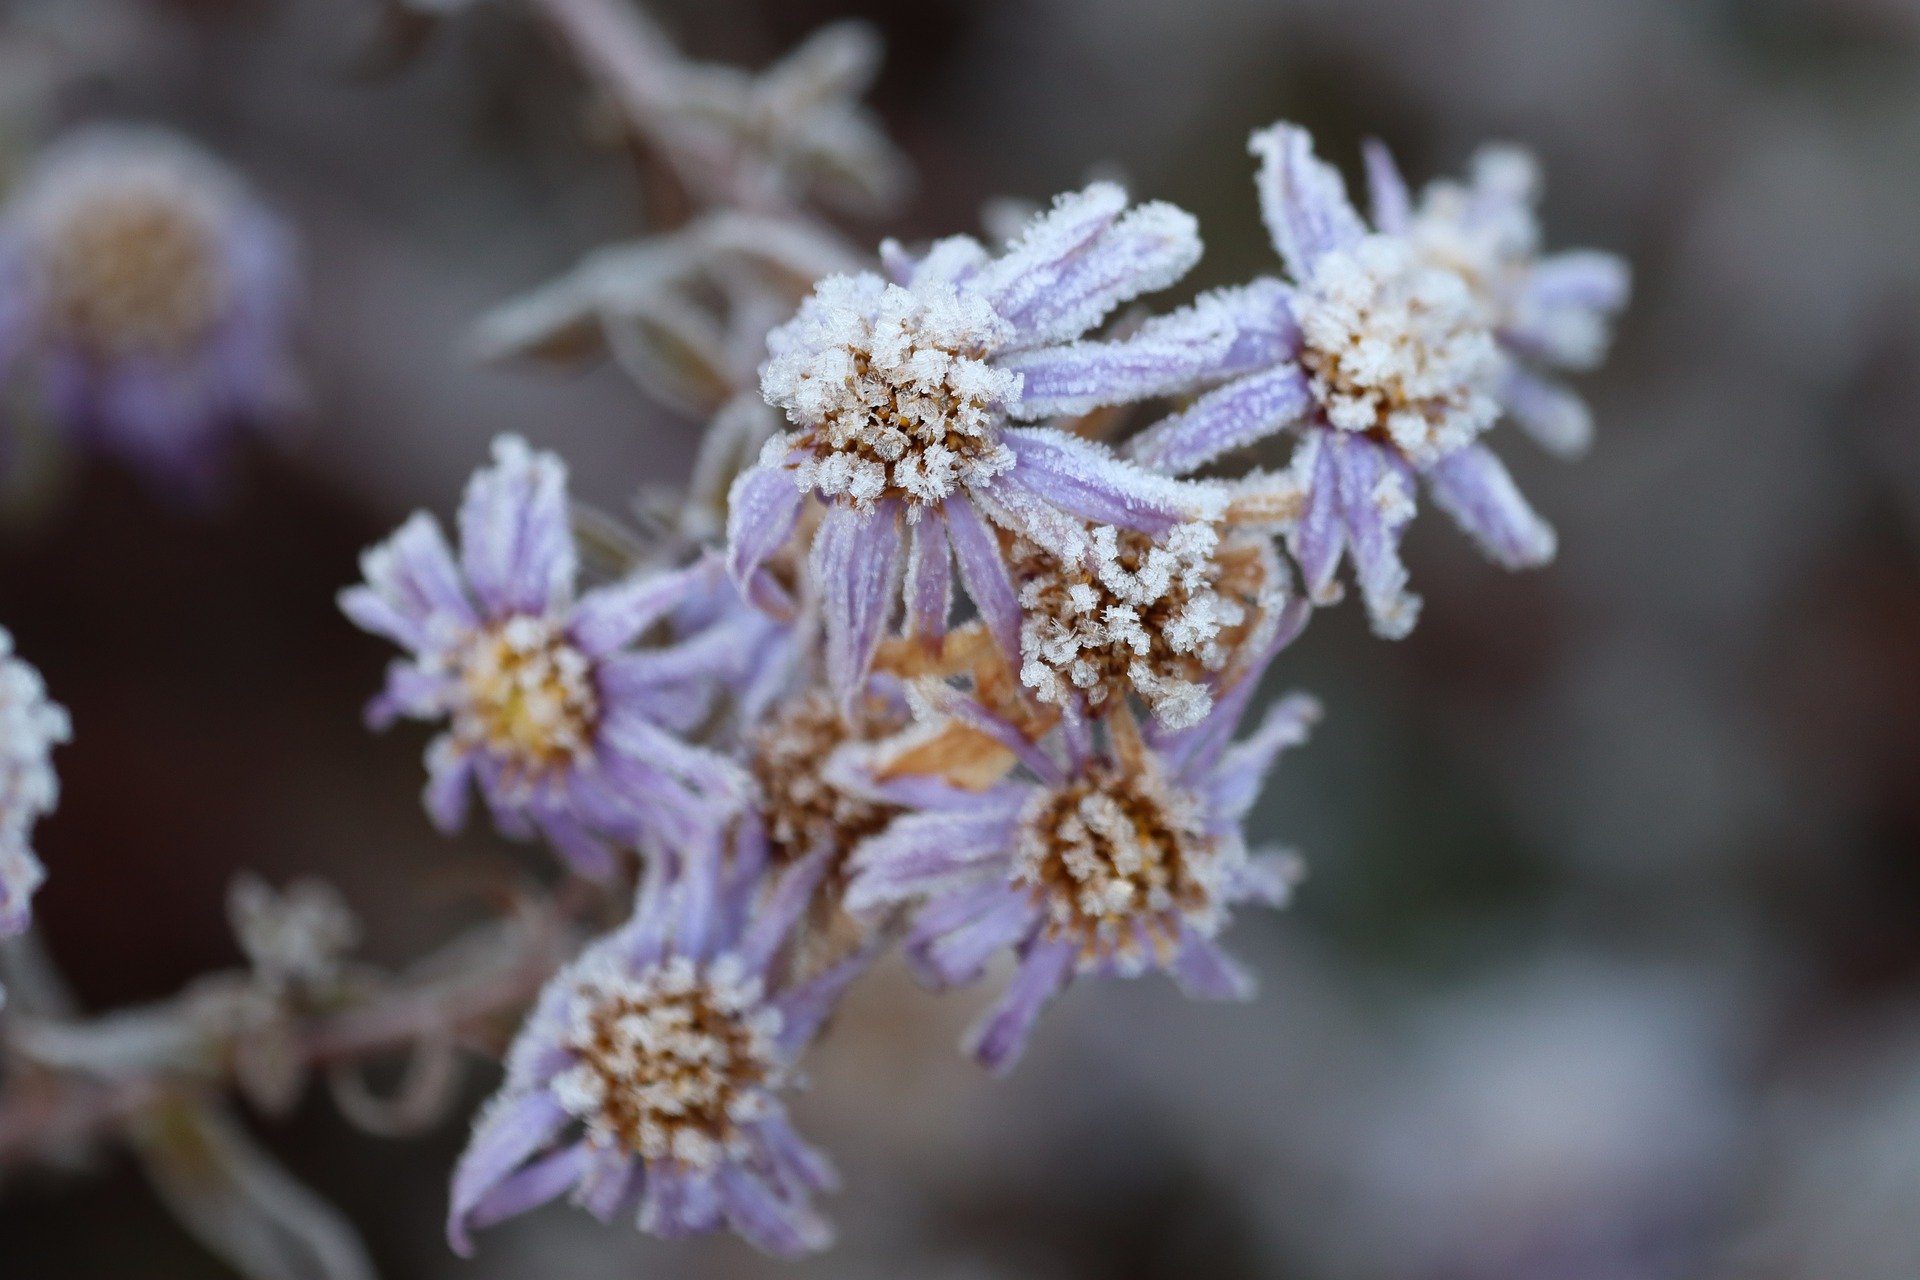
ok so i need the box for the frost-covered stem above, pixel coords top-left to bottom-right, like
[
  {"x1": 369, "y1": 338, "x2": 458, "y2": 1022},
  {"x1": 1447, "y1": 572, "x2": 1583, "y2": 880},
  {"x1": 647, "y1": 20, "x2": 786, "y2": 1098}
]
[
  {"x1": 526, "y1": 0, "x2": 705, "y2": 211},
  {"x1": 0, "y1": 901, "x2": 579, "y2": 1173}
]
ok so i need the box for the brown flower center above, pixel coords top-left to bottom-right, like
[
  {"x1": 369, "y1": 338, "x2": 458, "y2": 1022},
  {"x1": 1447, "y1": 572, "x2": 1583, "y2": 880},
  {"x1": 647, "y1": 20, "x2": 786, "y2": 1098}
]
[
  {"x1": 1012, "y1": 757, "x2": 1220, "y2": 964},
  {"x1": 553, "y1": 958, "x2": 782, "y2": 1167},
  {"x1": 40, "y1": 194, "x2": 227, "y2": 357},
  {"x1": 455, "y1": 616, "x2": 598, "y2": 783}
]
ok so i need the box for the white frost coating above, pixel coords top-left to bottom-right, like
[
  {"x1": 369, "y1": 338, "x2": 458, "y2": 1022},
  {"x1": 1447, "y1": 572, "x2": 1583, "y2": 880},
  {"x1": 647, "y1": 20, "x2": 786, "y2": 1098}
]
[
  {"x1": 1011, "y1": 759, "x2": 1238, "y2": 974},
  {"x1": 761, "y1": 271, "x2": 1019, "y2": 508},
  {"x1": 1016, "y1": 522, "x2": 1275, "y2": 729},
  {"x1": 0, "y1": 626, "x2": 69, "y2": 938},
  {"x1": 550, "y1": 948, "x2": 785, "y2": 1169},
  {"x1": 1293, "y1": 234, "x2": 1503, "y2": 465},
  {"x1": 432, "y1": 614, "x2": 600, "y2": 792}
]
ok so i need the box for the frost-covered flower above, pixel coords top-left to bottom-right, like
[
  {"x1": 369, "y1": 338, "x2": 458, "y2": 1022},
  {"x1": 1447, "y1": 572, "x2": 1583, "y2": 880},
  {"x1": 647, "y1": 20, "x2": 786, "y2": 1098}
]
[
  {"x1": 1126, "y1": 124, "x2": 1622, "y2": 638},
  {"x1": 844, "y1": 670, "x2": 1315, "y2": 1075},
  {"x1": 1013, "y1": 519, "x2": 1288, "y2": 730},
  {"x1": 448, "y1": 847, "x2": 860, "y2": 1256},
  {"x1": 728, "y1": 182, "x2": 1244, "y2": 702},
  {"x1": 0, "y1": 124, "x2": 299, "y2": 495},
  {"x1": 0, "y1": 626, "x2": 69, "y2": 940},
  {"x1": 340, "y1": 436, "x2": 759, "y2": 878},
  {"x1": 1390, "y1": 144, "x2": 1631, "y2": 457}
]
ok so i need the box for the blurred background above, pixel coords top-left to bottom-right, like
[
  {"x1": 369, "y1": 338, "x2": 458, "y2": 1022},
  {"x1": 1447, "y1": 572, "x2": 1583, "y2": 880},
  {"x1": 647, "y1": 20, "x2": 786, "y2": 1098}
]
[{"x1": 3, "y1": 0, "x2": 1919, "y2": 1275}]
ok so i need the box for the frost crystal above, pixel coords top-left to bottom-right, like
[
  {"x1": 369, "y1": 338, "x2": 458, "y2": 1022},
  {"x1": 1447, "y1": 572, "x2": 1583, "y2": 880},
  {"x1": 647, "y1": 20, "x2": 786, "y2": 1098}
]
[
  {"x1": 551, "y1": 952, "x2": 785, "y2": 1169},
  {"x1": 1015, "y1": 522, "x2": 1279, "y2": 728},
  {"x1": 0, "y1": 627, "x2": 70, "y2": 939},
  {"x1": 761, "y1": 272, "x2": 1019, "y2": 508},
  {"x1": 1293, "y1": 235, "x2": 1503, "y2": 465}
]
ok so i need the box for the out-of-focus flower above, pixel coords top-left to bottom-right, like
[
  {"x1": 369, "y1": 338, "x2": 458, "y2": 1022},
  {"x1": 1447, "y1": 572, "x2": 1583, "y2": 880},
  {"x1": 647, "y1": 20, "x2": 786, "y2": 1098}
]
[
  {"x1": 339, "y1": 435, "x2": 760, "y2": 878},
  {"x1": 0, "y1": 124, "x2": 299, "y2": 497},
  {"x1": 844, "y1": 647, "x2": 1315, "y2": 1075},
  {"x1": 729, "y1": 183, "x2": 1241, "y2": 701},
  {"x1": 0, "y1": 625, "x2": 68, "y2": 944},
  {"x1": 533, "y1": 1, "x2": 908, "y2": 217},
  {"x1": 1127, "y1": 123, "x2": 1622, "y2": 637},
  {"x1": 226, "y1": 874, "x2": 360, "y2": 993},
  {"x1": 448, "y1": 845, "x2": 861, "y2": 1257},
  {"x1": 1388, "y1": 143, "x2": 1631, "y2": 456}
]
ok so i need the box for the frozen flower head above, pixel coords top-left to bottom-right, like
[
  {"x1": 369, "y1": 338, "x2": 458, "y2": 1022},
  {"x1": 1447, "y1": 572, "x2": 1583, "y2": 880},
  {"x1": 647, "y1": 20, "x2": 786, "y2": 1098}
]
[
  {"x1": 449, "y1": 847, "x2": 860, "y2": 1257},
  {"x1": 0, "y1": 124, "x2": 299, "y2": 494},
  {"x1": 747, "y1": 688, "x2": 902, "y2": 870},
  {"x1": 1123, "y1": 123, "x2": 1621, "y2": 639},
  {"x1": 0, "y1": 627, "x2": 68, "y2": 940},
  {"x1": 730, "y1": 182, "x2": 1239, "y2": 703},
  {"x1": 845, "y1": 667, "x2": 1315, "y2": 1075},
  {"x1": 1291, "y1": 234, "x2": 1502, "y2": 464},
  {"x1": 340, "y1": 436, "x2": 757, "y2": 879},
  {"x1": 1014, "y1": 519, "x2": 1287, "y2": 730},
  {"x1": 1389, "y1": 144, "x2": 1632, "y2": 457}
]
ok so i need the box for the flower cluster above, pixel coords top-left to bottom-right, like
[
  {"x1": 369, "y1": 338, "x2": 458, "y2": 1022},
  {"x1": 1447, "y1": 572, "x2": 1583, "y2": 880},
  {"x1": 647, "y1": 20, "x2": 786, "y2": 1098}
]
[
  {"x1": 0, "y1": 627, "x2": 68, "y2": 951},
  {"x1": 0, "y1": 124, "x2": 300, "y2": 497},
  {"x1": 333, "y1": 118, "x2": 1625, "y2": 1261}
]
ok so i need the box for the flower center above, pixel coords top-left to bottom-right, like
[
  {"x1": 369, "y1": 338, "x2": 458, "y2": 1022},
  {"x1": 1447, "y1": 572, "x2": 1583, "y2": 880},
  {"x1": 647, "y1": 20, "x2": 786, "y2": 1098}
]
[
  {"x1": 552, "y1": 956, "x2": 783, "y2": 1168},
  {"x1": 1013, "y1": 523, "x2": 1274, "y2": 729},
  {"x1": 1293, "y1": 235, "x2": 1502, "y2": 464},
  {"x1": 748, "y1": 690, "x2": 900, "y2": 865},
  {"x1": 39, "y1": 192, "x2": 227, "y2": 357},
  {"x1": 762, "y1": 275, "x2": 1019, "y2": 507},
  {"x1": 455, "y1": 616, "x2": 598, "y2": 781},
  {"x1": 1012, "y1": 760, "x2": 1221, "y2": 965}
]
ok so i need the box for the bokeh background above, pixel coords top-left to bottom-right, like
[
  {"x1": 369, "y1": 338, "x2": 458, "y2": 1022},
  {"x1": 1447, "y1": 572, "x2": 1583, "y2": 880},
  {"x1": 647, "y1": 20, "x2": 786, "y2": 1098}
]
[{"x1": 4, "y1": 0, "x2": 1920, "y2": 1275}]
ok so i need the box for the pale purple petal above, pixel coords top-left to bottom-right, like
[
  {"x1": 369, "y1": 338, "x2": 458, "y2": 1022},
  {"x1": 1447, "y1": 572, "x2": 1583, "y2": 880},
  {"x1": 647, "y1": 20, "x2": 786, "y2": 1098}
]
[
  {"x1": 532, "y1": 805, "x2": 619, "y2": 882},
  {"x1": 1362, "y1": 138, "x2": 1412, "y2": 234},
  {"x1": 575, "y1": 1146, "x2": 641, "y2": 1223},
  {"x1": 567, "y1": 562, "x2": 704, "y2": 657},
  {"x1": 447, "y1": 1091, "x2": 571, "y2": 1255},
  {"x1": 965, "y1": 937, "x2": 1076, "y2": 1076},
  {"x1": 811, "y1": 500, "x2": 904, "y2": 707},
  {"x1": 945, "y1": 493, "x2": 1022, "y2": 658},
  {"x1": 1000, "y1": 427, "x2": 1223, "y2": 537},
  {"x1": 1205, "y1": 692, "x2": 1322, "y2": 822},
  {"x1": 973, "y1": 183, "x2": 1127, "y2": 331},
  {"x1": 1170, "y1": 930, "x2": 1255, "y2": 1001},
  {"x1": 716, "y1": 1164, "x2": 832, "y2": 1257},
  {"x1": 844, "y1": 807, "x2": 1020, "y2": 911},
  {"x1": 725, "y1": 447, "x2": 808, "y2": 615},
  {"x1": 903, "y1": 507, "x2": 952, "y2": 645},
  {"x1": 737, "y1": 848, "x2": 832, "y2": 975},
  {"x1": 757, "y1": 1115, "x2": 839, "y2": 1196},
  {"x1": 1125, "y1": 361, "x2": 1311, "y2": 476},
  {"x1": 991, "y1": 198, "x2": 1202, "y2": 349},
  {"x1": 771, "y1": 947, "x2": 873, "y2": 1056},
  {"x1": 907, "y1": 888, "x2": 1035, "y2": 988},
  {"x1": 1499, "y1": 363, "x2": 1594, "y2": 458},
  {"x1": 422, "y1": 736, "x2": 473, "y2": 834},
  {"x1": 1231, "y1": 850, "x2": 1306, "y2": 909},
  {"x1": 1249, "y1": 122, "x2": 1366, "y2": 279},
  {"x1": 998, "y1": 294, "x2": 1242, "y2": 420},
  {"x1": 909, "y1": 682, "x2": 1065, "y2": 785},
  {"x1": 1284, "y1": 430, "x2": 1346, "y2": 606},
  {"x1": 1426, "y1": 442, "x2": 1557, "y2": 569},
  {"x1": 457, "y1": 435, "x2": 576, "y2": 618},
  {"x1": 1332, "y1": 433, "x2": 1421, "y2": 639},
  {"x1": 461, "y1": 1143, "x2": 588, "y2": 1239},
  {"x1": 340, "y1": 513, "x2": 473, "y2": 650}
]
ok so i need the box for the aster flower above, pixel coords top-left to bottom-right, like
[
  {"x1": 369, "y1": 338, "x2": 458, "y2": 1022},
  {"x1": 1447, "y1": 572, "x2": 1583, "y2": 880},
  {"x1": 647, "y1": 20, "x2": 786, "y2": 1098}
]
[
  {"x1": 727, "y1": 182, "x2": 1248, "y2": 703},
  {"x1": 843, "y1": 636, "x2": 1314, "y2": 1075},
  {"x1": 0, "y1": 626, "x2": 69, "y2": 943},
  {"x1": 1385, "y1": 144, "x2": 1631, "y2": 458},
  {"x1": 447, "y1": 844, "x2": 860, "y2": 1257},
  {"x1": 339, "y1": 435, "x2": 759, "y2": 879},
  {"x1": 1012, "y1": 513, "x2": 1291, "y2": 731},
  {"x1": 0, "y1": 124, "x2": 299, "y2": 496},
  {"x1": 1126, "y1": 124, "x2": 1620, "y2": 638}
]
